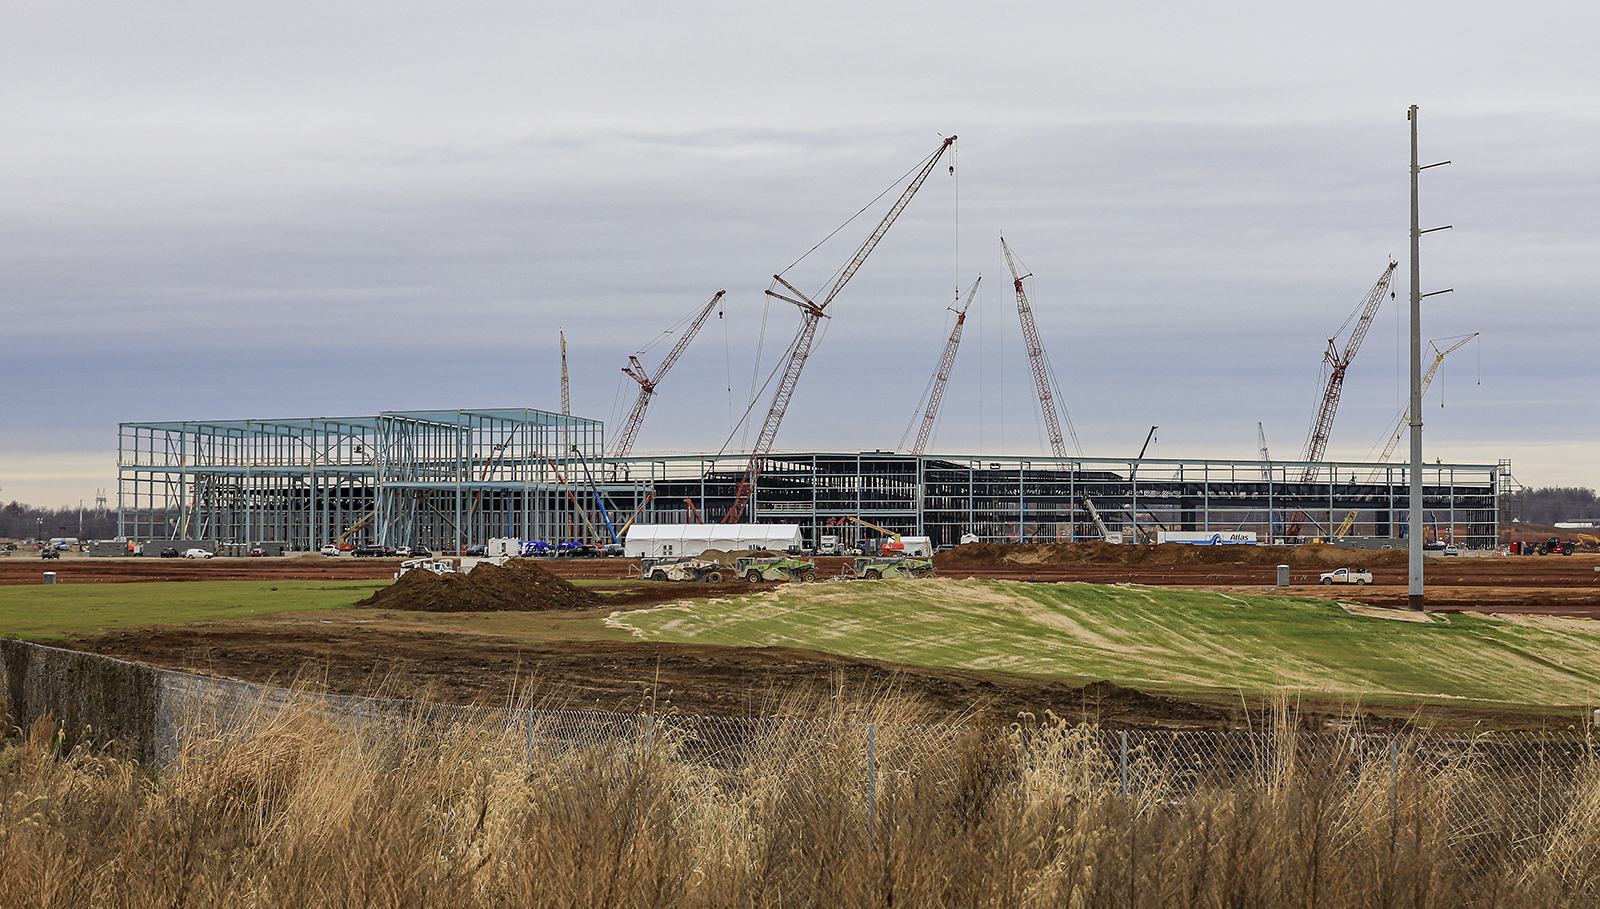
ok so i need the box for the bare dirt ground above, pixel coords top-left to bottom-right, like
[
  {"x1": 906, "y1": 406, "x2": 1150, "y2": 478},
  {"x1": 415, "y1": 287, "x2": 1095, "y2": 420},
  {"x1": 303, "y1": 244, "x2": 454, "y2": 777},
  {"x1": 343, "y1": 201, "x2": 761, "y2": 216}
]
[{"x1": 10, "y1": 546, "x2": 1600, "y2": 730}]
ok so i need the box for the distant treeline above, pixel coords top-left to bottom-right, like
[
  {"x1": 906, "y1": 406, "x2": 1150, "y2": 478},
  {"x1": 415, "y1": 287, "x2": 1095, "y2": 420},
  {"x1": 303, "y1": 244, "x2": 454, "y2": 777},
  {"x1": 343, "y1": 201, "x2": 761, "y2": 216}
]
[
  {"x1": 0, "y1": 501, "x2": 118, "y2": 541},
  {"x1": 1509, "y1": 486, "x2": 1599, "y2": 526}
]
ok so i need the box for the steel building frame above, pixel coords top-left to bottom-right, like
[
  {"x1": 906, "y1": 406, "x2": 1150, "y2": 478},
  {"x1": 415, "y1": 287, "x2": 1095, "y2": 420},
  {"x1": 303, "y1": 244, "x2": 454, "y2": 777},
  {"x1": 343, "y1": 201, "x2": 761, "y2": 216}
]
[
  {"x1": 118, "y1": 410, "x2": 605, "y2": 551},
  {"x1": 120, "y1": 411, "x2": 1501, "y2": 552},
  {"x1": 601, "y1": 451, "x2": 1501, "y2": 550}
]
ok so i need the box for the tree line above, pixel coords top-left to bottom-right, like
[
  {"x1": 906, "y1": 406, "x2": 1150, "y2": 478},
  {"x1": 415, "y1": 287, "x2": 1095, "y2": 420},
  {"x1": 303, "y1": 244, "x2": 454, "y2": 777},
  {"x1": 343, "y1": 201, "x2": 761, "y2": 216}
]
[
  {"x1": 0, "y1": 501, "x2": 119, "y2": 542},
  {"x1": 1507, "y1": 486, "x2": 1599, "y2": 527}
]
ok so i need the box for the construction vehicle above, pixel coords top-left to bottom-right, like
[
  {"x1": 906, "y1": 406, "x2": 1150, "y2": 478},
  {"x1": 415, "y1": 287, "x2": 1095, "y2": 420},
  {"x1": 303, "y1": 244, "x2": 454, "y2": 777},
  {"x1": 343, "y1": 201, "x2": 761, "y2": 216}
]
[
  {"x1": 1538, "y1": 537, "x2": 1577, "y2": 556},
  {"x1": 395, "y1": 558, "x2": 457, "y2": 579},
  {"x1": 848, "y1": 556, "x2": 934, "y2": 580},
  {"x1": 1319, "y1": 567, "x2": 1372, "y2": 585},
  {"x1": 828, "y1": 515, "x2": 906, "y2": 554},
  {"x1": 1080, "y1": 498, "x2": 1119, "y2": 543},
  {"x1": 641, "y1": 556, "x2": 725, "y2": 583},
  {"x1": 723, "y1": 136, "x2": 956, "y2": 524},
  {"x1": 1285, "y1": 261, "x2": 1400, "y2": 539},
  {"x1": 336, "y1": 513, "x2": 376, "y2": 551},
  {"x1": 1002, "y1": 237, "x2": 1080, "y2": 459},
  {"x1": 907, "y1": 277, "x2": 980, "y2": 454},
  {"x1": 612, "y1": 291, "x2": 726, "y2": 458},
  {"x1": 735, "y1": 555, "x2": 818, "y2": 583}
]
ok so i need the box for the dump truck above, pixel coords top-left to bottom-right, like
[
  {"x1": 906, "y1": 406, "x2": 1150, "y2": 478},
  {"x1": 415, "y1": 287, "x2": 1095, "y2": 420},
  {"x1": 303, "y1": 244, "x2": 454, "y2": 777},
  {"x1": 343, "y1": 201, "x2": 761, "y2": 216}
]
[
  {"x1": 641, "y1": 556, "x2": 725, "y2": 583},
  {"x1": 849, "y1": 556, "x2": 935, "y2": 580},
  {"x1": 735, "y1": 556, "x2": 818, "y2": 583}
]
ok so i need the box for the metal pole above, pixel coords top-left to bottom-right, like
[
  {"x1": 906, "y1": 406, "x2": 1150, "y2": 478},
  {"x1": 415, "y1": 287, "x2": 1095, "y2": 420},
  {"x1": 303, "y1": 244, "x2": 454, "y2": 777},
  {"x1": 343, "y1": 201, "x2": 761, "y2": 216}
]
[{"x1": 1408, "y1": 105, "x2": 1425, "y2": 610}]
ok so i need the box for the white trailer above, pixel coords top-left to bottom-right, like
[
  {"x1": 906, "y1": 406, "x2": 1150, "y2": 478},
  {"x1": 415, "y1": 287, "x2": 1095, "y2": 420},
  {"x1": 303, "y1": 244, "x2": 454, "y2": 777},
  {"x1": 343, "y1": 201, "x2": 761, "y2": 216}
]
[
  {"x1": 896, "y1": 536, "x2": 933, "y2": 557},
  {"x1": 624, "y1": 524, "x2": 803, "y2": 559},
  {"x1": 1154, "y1": 531, "x2": 1259, "y2": 545}
]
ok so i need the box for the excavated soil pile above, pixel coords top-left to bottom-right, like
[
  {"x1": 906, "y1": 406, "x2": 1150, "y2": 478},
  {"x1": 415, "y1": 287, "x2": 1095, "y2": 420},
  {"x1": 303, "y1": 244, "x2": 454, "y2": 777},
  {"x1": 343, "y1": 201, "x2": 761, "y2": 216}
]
[
  {"x1": 935, "y1": 541, "x2": 1409, "y2": 569},
  {"x1": 357, "y1": 559, "x2": 604, "y2": 612}
]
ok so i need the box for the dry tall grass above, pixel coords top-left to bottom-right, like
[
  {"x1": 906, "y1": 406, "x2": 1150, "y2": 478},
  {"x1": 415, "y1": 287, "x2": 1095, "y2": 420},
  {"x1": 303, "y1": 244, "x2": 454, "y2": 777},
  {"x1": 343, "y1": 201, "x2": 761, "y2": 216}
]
[{"x1": 2, "y1": 692, "x2": 1598, "y2": 908}]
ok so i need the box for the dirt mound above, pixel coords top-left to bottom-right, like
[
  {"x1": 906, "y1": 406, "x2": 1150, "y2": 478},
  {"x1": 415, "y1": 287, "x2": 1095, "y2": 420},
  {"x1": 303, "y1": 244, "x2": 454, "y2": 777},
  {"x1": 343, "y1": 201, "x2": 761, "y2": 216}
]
[
  {"x1": 356, "y1": 559, "x2": 604, "y2": 612},
  {"x1": 934, "y1": 541, "x2": 1409, "y2": 570}
]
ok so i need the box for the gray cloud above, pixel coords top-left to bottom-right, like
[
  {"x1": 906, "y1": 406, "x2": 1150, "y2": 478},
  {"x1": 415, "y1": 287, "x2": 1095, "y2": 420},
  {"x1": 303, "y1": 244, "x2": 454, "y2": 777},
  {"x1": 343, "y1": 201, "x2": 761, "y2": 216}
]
[{"x1": 3, "y1": 1, "x2": 1597, "y2": 505}]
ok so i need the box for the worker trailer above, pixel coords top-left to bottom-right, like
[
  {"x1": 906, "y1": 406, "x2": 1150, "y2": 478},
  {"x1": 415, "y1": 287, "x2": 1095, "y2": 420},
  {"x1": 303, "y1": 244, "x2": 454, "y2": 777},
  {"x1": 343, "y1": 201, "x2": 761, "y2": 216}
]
[{"x1": 623, "y1": 524, "x2": 803, "y2": 559}]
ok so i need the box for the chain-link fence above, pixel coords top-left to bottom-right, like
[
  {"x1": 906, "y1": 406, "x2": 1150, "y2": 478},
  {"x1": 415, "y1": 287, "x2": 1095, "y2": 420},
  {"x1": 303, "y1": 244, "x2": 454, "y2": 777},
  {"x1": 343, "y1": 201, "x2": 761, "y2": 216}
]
[{"x1": 7, "y1": 638, "x2": 1598, "y2": 872}]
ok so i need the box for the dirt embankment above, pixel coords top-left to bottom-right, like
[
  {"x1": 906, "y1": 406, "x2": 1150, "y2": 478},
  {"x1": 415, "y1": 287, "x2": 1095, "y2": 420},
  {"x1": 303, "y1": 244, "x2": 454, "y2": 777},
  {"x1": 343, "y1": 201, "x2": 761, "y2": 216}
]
[
  {"x1": 935, "y1": 541, "x2": 1410, "y2": 570},
  {"x1": 356, "y1": 560, "x2": 604, "y2": 612}
]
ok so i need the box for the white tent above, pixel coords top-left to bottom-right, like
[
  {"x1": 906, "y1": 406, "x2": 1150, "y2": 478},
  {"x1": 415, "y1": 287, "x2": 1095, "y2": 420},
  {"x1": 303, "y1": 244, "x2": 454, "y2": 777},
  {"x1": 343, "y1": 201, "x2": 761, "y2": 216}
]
[{"x1": 624, "y1": 524, "x2": 803, "y2": 559}]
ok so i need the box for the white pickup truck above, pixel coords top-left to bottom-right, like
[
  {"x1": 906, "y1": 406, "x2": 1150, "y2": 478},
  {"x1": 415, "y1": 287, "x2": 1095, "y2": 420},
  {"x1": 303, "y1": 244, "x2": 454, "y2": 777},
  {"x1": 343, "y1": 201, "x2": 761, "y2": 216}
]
[{"x1": 1318, "y1": 567, "x2": 1372, "y2": 586}]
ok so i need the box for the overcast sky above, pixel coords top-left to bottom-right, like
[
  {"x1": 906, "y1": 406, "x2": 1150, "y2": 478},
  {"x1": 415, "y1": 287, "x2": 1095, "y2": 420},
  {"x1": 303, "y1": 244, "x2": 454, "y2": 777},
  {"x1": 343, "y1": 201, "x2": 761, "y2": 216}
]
[{"x1": 3, "y1": 0, "x2": 1596, "y2": 507}]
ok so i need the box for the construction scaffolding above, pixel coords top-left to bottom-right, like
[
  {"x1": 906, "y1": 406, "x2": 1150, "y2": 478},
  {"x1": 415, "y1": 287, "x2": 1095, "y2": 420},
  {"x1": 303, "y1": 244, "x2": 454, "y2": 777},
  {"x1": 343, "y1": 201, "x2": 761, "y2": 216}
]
[{"x1": 118, "y1": 409, "x2": 605, "y2": 551}]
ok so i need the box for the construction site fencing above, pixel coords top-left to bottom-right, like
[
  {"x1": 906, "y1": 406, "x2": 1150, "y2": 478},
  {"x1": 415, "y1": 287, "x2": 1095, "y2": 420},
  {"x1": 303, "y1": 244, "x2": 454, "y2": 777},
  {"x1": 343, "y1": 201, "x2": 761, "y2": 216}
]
[
  {"x1": 5, "y1": 639, "x2": 1596, "y2": 872},
  {"x1": 160, "y1": 666, "x2": 1599, "y2": 863}
]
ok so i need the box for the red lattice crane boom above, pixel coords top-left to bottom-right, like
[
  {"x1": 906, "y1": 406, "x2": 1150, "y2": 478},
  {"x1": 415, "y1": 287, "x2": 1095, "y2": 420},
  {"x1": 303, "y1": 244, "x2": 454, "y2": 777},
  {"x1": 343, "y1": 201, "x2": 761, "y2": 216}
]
[
  {"x1": 611, "y1": 290, "x2": 726, "y2": 457},
  {"x1": 1283, "y1": 260, "x2": 1398, "y2": 541},
  {"x1": 722, "y1": 135, "x2": 956, "y2": 524},
  {"x1": 1001, "y1": 236, "x2": 1073, "y2": 459},
  {"x1": 1299, "y1": 261, "x2": 1399, "y2": 480},
  {"x1": 911, "y1": 276, "x2": 980, "y2": 455}
]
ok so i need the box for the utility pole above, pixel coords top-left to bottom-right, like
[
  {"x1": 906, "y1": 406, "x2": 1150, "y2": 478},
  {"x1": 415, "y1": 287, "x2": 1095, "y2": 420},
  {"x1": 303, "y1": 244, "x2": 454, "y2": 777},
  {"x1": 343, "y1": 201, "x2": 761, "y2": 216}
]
[{"x1": 1408, "y1": 105, "x2": 1452, "y2": 611}]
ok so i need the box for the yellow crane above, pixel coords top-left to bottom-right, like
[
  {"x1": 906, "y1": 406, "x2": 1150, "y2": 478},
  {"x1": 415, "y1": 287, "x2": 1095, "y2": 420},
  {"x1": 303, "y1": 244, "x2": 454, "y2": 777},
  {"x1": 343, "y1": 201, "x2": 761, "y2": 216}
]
[{"x1": 1333, "y1": 333, "x2": 1478, "y2": 538}]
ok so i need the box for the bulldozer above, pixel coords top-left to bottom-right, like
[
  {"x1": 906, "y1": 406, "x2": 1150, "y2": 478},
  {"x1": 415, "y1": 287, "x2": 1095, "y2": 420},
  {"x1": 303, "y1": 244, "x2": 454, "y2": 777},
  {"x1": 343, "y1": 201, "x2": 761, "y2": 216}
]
[
  {"x1": 641, "y1": 556, "x2": 725, "y2": 582},
  {"x1": 735, "y1": 556, "x2": 818, "y2": 583}
]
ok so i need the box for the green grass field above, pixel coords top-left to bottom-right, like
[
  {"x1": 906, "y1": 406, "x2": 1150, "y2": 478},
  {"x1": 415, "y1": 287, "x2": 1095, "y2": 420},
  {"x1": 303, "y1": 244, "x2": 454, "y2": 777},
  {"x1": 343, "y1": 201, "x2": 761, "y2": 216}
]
[
  {"x1": 0, "y1": 580, "x2": 384, "y2": 639},
  {"x1": 607, "y1": 579, "x2": 1600, "y2": 707},
  {"x1": 8, "y1": 576, "x2": 1600, "y2": 709}
]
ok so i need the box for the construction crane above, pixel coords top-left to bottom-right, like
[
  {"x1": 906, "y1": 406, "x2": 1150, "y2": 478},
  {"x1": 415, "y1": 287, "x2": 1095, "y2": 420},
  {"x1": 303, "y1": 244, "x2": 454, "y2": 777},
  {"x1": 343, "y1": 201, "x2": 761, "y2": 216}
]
[
  {"x1": 1331, "y1": 332, "x2": 1478, "y2": 537},
  {"x1": 910, "y1": 276, "x2": 980, "y2": 454},
  {"x1": 1001, "y1": 236, "x2": 1077, "y2": 459},
  {"x1": 1299, "y1": 261, "x2": 1399, "y2": 479},
  {"x1": 612, "y1": 290, "x2": 726, "y2": 457},
  {"x1": 559, "y1": 329, "x2": 570, "y2": 418},
  {"x1": 1257, "y1": 422, "x2": 1272, "y2": 480},
  {"x1": 722, "y1": 135, "x2": 957, "y2": 524},
  {"x1": 1284, "y1": 261, "x2": 1398, "y2": 540}
]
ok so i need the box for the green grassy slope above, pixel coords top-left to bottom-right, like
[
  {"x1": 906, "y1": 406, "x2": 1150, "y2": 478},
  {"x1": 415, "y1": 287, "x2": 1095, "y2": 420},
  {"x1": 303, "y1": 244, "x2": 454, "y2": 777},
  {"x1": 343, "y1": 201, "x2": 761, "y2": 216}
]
[
  {"x1": 607, "y1": 579, "x2": 1600, "y2": 707},
  {"x1": 0, "y1": 581, "x2": 384, "y2": 639}
]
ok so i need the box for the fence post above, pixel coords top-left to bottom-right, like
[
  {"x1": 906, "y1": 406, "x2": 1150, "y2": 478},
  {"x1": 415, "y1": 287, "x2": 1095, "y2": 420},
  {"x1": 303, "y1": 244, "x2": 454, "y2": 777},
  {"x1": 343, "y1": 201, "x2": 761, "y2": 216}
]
[
  {"x1": 1389, "y1": 736, "x2": 1399, "y2": 819},
  {"x1": 867, "y1": 723, "x2": 877, "y2": 840},
  {"x1": 1120, "y1": 730, "x2": 1130, "y2": 796},
  {"x1": 524, "y1": 708, "x2": 534, "y2": 768}
]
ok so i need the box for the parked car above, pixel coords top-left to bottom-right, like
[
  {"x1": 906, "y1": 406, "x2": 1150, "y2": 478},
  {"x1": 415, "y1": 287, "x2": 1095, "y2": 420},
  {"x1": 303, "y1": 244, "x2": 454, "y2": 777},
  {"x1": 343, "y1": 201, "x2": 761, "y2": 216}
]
[
  {"x1": 183, "y1": 549, "x2": 214, "y2": 560},
  {"x1": 159, "y1": 547, "x2": 180, "y2": 558},
  {"x1": 352, "y1": 545, "x2": 394, "y2": 558},
  {"x1": 319, "y1": 544, "x2": 340, "y2": 557},
  {"x1": 40, "y1": 548, "x2": 60, "y2": 560},
  {"x1": 249, "y1": 548, "x2": 266, "y2": 557}
]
